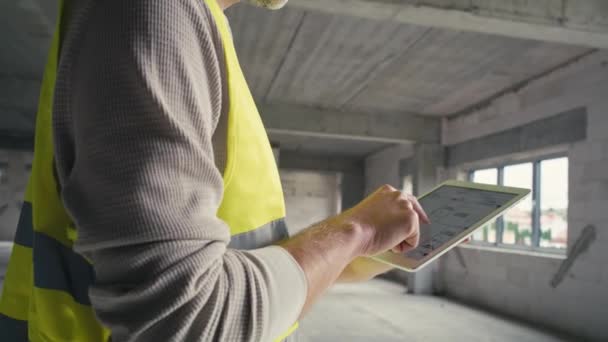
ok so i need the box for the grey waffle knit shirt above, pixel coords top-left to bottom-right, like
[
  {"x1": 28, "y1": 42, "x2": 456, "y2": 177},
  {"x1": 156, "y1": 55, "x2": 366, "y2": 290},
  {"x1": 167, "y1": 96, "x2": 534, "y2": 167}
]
[{"x1": 51, "y1": 0, "x2": 307, "y2": 341}]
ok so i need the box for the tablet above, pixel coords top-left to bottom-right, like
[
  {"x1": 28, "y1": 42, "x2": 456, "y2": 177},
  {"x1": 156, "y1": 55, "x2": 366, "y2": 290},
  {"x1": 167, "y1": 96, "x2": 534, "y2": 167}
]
[{"x1": 372, "y1": 180, "x2": 530, "y2": 272}]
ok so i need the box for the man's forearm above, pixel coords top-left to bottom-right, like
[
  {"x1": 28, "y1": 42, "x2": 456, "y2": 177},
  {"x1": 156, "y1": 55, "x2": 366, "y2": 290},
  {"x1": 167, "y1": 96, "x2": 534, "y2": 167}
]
[
  {"x1": 281, "y1": 217, "x2": 367, "y2": 316},
  {"x1": 280, "y1": 185, "x2": 429, "y2": 316}
]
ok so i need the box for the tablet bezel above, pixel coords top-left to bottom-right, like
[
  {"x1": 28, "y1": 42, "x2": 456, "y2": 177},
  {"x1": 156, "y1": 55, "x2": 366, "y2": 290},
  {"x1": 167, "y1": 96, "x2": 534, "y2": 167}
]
[{"x1": 371, "y1": 180, "x2": 531, "y2": 272}]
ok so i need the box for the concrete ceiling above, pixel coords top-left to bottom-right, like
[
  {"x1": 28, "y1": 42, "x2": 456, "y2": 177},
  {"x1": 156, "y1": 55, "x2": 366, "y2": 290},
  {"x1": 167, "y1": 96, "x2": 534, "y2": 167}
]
[
  {"x1": 227, "y1": 5, "x2": 592, "y2": 117},
  {"x1": 0, "y1": 0, "x2": 605, "y2": 158}
]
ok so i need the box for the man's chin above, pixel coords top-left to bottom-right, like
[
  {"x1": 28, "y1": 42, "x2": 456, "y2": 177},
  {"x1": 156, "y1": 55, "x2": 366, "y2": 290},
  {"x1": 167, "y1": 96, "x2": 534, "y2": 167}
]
[{"x1": 245, "y1": 0, "x2": 288, "y2": 10}]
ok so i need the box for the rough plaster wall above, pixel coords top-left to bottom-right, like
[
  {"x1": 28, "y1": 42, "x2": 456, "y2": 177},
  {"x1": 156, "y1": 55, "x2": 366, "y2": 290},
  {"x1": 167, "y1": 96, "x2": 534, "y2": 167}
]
[
  {"x1": 440, "y1": 51, "x2": 608, "y2": 341},
  {"x1": 0, "y1": 150, "x2": 32, "y2": 241},
  {"x1": 364, "y1": 144, "x2": 414, "y2": 195},
  {"x1": 280, "y1": 169, "x2": 341, "y2": 236}
]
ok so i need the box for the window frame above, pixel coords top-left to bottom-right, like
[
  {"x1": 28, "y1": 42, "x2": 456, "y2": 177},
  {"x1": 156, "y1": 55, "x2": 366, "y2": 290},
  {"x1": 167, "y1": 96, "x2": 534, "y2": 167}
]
[{"x1": 467, "y1": 152, "x2": 568, "y2": 255}]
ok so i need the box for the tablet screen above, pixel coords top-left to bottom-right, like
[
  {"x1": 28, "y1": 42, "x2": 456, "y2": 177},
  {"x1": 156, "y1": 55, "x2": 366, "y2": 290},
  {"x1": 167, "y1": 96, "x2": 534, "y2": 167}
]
[{"x1": 405, "y1": 185, "x2": 518, "y2": 260}]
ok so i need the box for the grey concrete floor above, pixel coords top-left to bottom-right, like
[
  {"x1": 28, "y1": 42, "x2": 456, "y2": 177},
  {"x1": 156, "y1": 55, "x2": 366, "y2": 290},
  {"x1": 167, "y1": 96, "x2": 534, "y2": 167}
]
[{"x1": 298, "y1": 279, "x2": 574, "y2": 342}]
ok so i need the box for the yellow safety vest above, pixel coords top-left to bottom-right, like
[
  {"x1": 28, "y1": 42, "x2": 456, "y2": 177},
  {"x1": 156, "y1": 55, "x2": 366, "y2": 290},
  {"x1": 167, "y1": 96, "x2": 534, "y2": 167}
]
[{"x1": 0, "y1": 0, "x2": 297, "y2": 340}]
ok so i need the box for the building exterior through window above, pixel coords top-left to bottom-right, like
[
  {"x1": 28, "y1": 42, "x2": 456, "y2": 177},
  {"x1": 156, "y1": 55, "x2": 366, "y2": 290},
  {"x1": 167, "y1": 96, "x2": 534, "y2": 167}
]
[{"x1": 469, "y1": 157, "x2": 568, "y2": 252}]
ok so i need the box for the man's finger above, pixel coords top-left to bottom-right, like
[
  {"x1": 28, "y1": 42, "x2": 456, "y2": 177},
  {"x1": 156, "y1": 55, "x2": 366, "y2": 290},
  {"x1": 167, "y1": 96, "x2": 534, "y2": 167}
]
[
  {"x1": 392, "y1": 242, "x2": 405, "y2": 253},
  {"x1": 405, "y1": 212, "x2": 420, "y2": 248},
  {"x1": 392, "y1": 241, "x2": 416, "y2": 253},
  {"x1": 378, "y1": 184, "x2": 397, "y2": 193},
  {"x1": 406, "y1": 195, "x2": 430, "y2": 224},
  {"x1": 405, "y1": 232, "x2": 419, "y2": 249}
]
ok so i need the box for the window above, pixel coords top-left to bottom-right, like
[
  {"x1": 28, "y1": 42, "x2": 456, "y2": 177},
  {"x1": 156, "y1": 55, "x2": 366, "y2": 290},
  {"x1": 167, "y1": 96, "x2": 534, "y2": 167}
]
[
  {"x1": 540, "y1": 158, "x2": 568, "y2": 249},
  {"x1": 503, "y1": 163, "x2": 533, "y2": 246},
  {"x1": 471, "y1": 169, "x2": 498, "y2": 243},
  {"x1": 468, "y1": 157, "x2": 568, "y2": 251}
]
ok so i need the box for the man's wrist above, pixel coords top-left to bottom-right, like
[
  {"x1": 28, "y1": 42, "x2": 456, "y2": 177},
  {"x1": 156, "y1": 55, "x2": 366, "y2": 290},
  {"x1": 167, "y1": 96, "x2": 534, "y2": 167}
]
[
  {"x1": 281, "y1": 217, "x2": 368, "y2": 268},
  {"x1": 333, "y1": 219, "x2": 370, "y2": 260}
]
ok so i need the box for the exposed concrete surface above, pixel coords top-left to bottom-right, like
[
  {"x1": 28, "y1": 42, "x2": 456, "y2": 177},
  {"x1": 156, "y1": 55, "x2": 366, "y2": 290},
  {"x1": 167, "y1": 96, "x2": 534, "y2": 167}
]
[
  {"x1": 551, "y1": 225, "x2": 597, "y2": 288},
  {"x1": 0, "y1": 150, "x2": 32, "y2": 241},
  {"x1": 364, "y1": 144, "x2": 415, "y2": 195},
  {"x1": 0, "y1": 242, "x2": 10, "y2": 287},
  {"x1": 278, "y1": 152, "x2": 366, "y2": 210},
  {"x1": 299, "y1": 279, "x2": 575, "y2": 342},
  {"x1": 1, "y1": 1, "x2": 592, "y2": 150},
  {"x1": 446, "y1": 106, "x2": 587, "y2": 166},
  {"x1": 443, "y1": 51, "x2": 608, "y2": 145},
  {"x1": 289, "y1": 0, "x2": 608, "y2": 49},
  {"x1": 261, "y1": 103, "x2": 440, "y2": 144},
  {"x1": 280, "y1": 169, "x2": 341, "y2": 236},
  {"x1": 441, "y1": 50, "x2": 608, "y2": 341},
  {"x1": 272, "y1": 133, "x2": 390, "y2": 158}
]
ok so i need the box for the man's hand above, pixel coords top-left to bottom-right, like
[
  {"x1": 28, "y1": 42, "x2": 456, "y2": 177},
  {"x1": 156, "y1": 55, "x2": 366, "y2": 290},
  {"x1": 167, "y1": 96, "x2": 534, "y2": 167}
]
[
  {"x1": 337, "y1": 187, "x2": 474, "y2": 283},
  {"x1": 342, "y1": 184, "x2": 430, "y2": 256},
  {"x1": 335, "y1": 185, "x2": 430, "y2": 283}
]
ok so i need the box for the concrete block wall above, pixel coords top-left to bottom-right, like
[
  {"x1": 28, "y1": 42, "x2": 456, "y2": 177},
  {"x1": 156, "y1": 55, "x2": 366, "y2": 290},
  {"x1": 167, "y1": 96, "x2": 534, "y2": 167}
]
[
  {"x1": 0, "y1": 150, "x2": 32, "y2": 241},
  {"x1": 440, "y1": 51, "x2": 608, "y2": 341},
  {"x1": 364, "y1": 144, "x2": 414, "y2": 195},
  {"x1": 280, "y1": 169, "x2": 341, "y2": 235}
]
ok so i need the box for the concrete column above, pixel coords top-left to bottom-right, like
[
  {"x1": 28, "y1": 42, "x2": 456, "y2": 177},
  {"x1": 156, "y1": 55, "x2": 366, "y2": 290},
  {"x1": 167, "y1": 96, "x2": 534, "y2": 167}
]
[
  {"x1": 407, "y1": 143, "x2": 443, "y2": 295},
  {"x1": 340, "y1": 169, "x2": 364, "y2": 210}
]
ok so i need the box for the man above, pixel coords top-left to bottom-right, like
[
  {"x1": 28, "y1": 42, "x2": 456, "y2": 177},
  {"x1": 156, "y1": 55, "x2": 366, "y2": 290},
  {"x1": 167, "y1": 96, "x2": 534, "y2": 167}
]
[{"x1": 0, "y1": 0, "x2": 427, "y2": 341}]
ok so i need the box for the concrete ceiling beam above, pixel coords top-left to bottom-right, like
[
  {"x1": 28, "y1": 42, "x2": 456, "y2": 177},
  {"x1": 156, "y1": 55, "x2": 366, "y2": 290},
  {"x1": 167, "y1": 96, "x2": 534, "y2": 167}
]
[
  {"x1": 259, "y1": 103, "x2": 440, "y2": 144},
  {"x1": 279, "y1": 151, "x2": 363, "y2": 172}
]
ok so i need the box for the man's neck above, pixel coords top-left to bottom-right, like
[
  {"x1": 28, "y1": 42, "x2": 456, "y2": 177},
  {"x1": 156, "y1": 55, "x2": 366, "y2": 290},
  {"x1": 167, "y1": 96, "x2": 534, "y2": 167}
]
[{"x1": 217, "y1": 0, "x2": 240, "y2": 10}]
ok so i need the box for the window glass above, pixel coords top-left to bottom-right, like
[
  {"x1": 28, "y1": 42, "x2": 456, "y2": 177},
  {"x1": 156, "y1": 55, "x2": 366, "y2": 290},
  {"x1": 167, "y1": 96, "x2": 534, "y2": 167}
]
[
  {"x1": 503, "y1": 163, "x2": 533, "y2": 245},
  {"x1": 471, "y1": 168, "x2": 498, "y2": 243},
  {"x1": 540, "y1": 158, "x2": 568, "y2": 249},
  {"x1": 472, "y1": 169, "x2": 497, "y2": 185}
]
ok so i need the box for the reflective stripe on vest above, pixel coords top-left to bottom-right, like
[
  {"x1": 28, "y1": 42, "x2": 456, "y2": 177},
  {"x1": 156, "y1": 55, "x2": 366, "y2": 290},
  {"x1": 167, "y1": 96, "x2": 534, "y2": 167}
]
[
  {"x1": 228, "y1": 218, "x2": 290, "y2": 250},
  {"x1": 1, "y1": 199, "x2": 108, "y2": 342},
  {"x1": 0, "y1": 313, "x2": 28, "y2": 341},
  {"x1": 0, "y1": 0, "x2": 296, "y2": 341}
]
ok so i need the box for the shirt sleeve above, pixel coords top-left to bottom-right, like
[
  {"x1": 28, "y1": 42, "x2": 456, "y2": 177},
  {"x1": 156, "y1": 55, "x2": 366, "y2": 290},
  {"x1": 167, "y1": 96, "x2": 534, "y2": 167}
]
[{"x1": 58, "y1": 0, "x2": 307, "y2": 340}]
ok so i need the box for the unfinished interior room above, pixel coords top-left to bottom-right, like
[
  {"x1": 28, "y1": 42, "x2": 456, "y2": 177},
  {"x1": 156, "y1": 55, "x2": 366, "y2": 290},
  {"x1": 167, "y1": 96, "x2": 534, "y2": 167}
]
[{"x1": 0, "y1": 0, "x2": 607, "y2": 341}]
